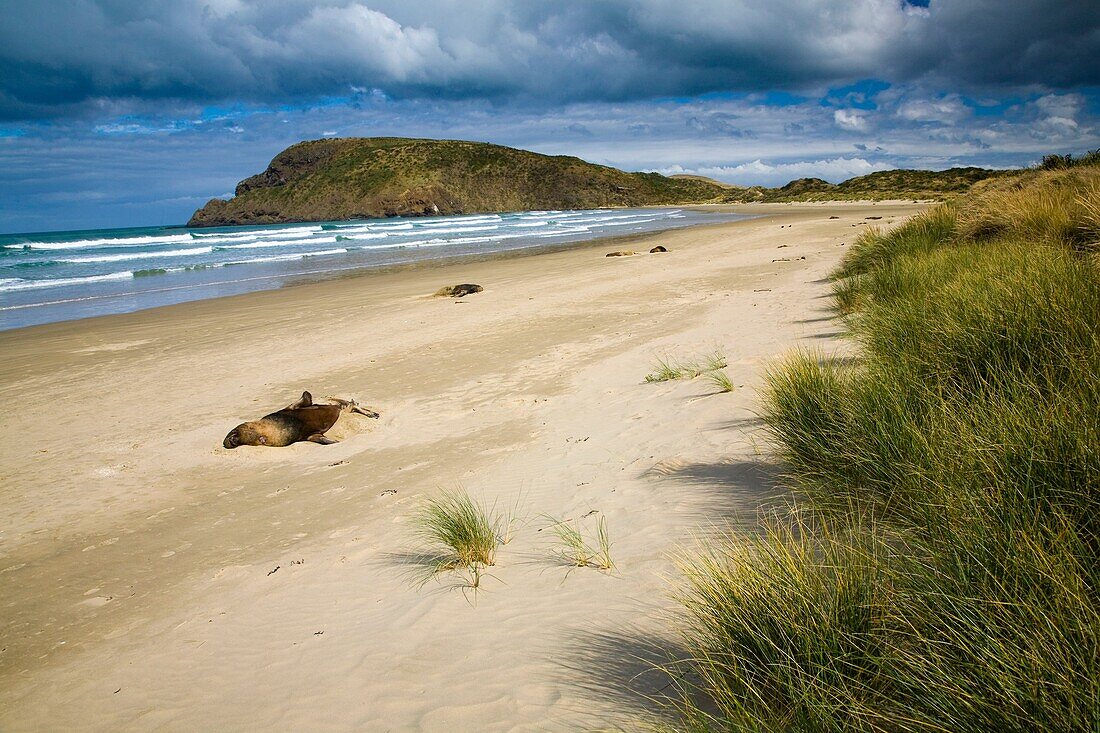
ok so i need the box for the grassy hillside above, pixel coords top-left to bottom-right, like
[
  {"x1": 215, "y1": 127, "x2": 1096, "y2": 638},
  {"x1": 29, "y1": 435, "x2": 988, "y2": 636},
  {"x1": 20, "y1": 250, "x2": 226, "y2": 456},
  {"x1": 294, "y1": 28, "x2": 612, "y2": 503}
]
[
  {"x1": 665, "y1": 161, "x2": 1100, "y2": 731},
  {"x1": 722, "y1": 166, "x2": 1014, "y2": 203},
  {"x1": 187, "y1": 138, "x2": 728, "y2": 226},
  {"x1": 189, "y1": 137, "x2": 1017, "y2": 226}
]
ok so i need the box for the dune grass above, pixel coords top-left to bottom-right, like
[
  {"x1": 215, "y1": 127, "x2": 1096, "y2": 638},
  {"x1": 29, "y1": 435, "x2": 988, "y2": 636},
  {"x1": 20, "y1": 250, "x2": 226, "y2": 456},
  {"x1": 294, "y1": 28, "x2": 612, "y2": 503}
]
[
  {"x1": 955, "y1": 167, "x2": 1100, "y2": 249},
  {"x1": 548, "y1": 515, "x2": 615, "y2": 572},
  {"x1": 646, "y1": 350, "x2": 727, "y2": 383},
  {"x1": 665, "y1": 160, "x2": 1100, "y2": 731},
  {"x1": 412, "y1": 491, "x2": 507, "y2": 578},
  {"x1": 705, "y1": 369, "x2": 736, "y2": 393}
]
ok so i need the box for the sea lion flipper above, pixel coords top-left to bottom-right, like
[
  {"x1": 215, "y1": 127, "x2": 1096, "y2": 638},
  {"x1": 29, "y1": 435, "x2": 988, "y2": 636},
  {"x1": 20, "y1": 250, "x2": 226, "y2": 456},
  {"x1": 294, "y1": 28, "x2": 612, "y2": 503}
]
[
  {"x1": 324, "y1": 396, "x2": 380, "y2": 419},
  {"x1": 287, "y1": 391, "x2": 313, "y2": 410},
  {"x1": 306, "y1": 433, "x2": 337, "y2": 445}
]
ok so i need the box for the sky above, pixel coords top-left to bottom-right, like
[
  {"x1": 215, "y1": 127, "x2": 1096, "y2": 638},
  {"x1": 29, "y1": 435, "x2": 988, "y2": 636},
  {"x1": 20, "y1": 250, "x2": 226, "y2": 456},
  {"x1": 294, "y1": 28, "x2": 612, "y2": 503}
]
[{"x1": 0, "y1": 0, "x2": 1098, "y2": 233}]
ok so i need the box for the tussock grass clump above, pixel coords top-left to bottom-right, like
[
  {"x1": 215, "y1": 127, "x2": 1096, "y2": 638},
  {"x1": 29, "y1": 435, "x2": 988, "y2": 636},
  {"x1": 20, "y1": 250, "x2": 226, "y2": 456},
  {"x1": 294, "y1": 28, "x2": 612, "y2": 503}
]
[
  {"x1": 706, "y1": 369, "x2": 735, "y2": 393},
  {"x1": 834, "y1": 204, "x2": 958, "y2": 281},
  {"x1": 645, "y1": 356, "x2": 688, "y2": 383},
  {"x1": 675, "y1": 513, "x2": 897, "y2": 731},
  {"x1": 646, "y1": 350, "x2": 727, "y2": 383},
  {"x1": 666, "y1": 164, "x2": 1100, "y2": 731},
  {"x1": 832, "y1": 205, "x2": 959, "y2": 315},
  {"x1": 673, "y1": 511, "x2": 1100, "y2": 732},
  {"x1": 548, "y1": 515, "x2": 615, "y2": 571},
  {"x1": 413, "y1": 491, "x2": 506, "y2": 574},
  {"x1": 550, "y1": 519, "x2": 594, "y2": 567},
  {"x1": 956, "y1": 166, "x2": 1100, "y2": 250}
]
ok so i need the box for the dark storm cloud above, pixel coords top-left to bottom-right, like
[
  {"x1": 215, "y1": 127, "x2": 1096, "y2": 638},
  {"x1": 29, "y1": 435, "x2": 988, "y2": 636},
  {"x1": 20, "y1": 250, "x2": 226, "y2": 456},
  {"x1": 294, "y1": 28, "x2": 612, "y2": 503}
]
[{"x1": 1, "y1": 0, "x2": 1097, "y2": 121}]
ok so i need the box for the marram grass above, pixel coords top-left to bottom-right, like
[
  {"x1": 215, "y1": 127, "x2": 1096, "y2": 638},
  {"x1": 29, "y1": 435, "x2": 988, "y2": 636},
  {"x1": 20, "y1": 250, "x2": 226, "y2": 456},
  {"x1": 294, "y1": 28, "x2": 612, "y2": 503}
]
[
  {"x1": 547, "y1": 515, "x2": 615, "y2": 572},
  {"x1": 663, "y1": 158, "x2": 1100, "y2": 732},
  {"x1": 646, "y1": 350, "x2": 728, "y2": 383},
  {"x1": 412, "y1": 491, "x2": 505, "y2": 573}
]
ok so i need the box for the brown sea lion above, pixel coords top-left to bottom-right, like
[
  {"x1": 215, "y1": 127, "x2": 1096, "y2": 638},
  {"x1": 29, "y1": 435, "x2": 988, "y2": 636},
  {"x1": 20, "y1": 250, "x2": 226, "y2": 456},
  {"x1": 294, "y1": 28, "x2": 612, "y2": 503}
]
[
  {"x1": 222, "y1": 391, "x2": 379, "y2": 449},
  {"x1": 605, "y1": 251, "x2": 636, "y2": 257},
  {"x1": 649, "y1": 245, "x2": 669, "y2": 253},
  {"x1": 434, "y1": 283, "x2": 483, "y2": 297}
]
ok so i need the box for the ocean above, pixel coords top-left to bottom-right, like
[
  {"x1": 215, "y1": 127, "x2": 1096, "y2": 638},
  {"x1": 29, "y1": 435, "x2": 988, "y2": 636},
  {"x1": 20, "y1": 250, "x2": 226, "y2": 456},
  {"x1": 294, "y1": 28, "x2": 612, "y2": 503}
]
[{"x1": 0, "y1": 207, "x2": 744, "y2": 330}]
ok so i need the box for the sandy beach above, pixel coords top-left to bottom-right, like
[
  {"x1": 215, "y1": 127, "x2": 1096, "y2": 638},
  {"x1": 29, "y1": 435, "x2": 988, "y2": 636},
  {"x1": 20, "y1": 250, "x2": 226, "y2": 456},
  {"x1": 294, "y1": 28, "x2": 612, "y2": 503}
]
[{"x1": 0, "y1": 202, "x2": 922, "y2": 731}]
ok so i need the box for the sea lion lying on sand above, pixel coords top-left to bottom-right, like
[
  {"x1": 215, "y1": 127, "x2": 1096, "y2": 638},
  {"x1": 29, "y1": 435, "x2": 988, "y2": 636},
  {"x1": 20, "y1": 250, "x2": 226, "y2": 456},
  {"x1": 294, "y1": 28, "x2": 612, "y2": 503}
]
[
  {"x1": 649, "y1": 245, "x2": 669, "y2": 253},
  {"x1": 434, "y1": 283, "x2": 483, "y2": 297},
  {"x1": 223, "y1": 391, "x2": 379, "y2": 449},
  {"x1": 605, "y1": 251, "x2": 636, "y2": 257}
]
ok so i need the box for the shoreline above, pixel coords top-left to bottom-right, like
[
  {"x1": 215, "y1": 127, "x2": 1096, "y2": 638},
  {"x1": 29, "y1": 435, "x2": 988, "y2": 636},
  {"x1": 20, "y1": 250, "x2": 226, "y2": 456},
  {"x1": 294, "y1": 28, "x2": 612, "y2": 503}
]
[
  {"x1": 0, "y1": 201, "x2": 924, "y2": 731},
  {"x1": 0, "y1": 207, "x2": 743, "y2": 333}
]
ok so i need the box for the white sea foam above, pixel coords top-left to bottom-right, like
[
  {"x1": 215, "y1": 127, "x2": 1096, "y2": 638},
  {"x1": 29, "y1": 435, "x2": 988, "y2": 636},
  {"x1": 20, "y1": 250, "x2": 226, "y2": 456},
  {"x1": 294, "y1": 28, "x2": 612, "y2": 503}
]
[
  {"x1": 334, "y1": 232, "x2": 393, "y2": 241},
  {"x1": 224, "y1": 248, "x2": 347, "y2": 266},
  {"x1": 0, "y1": 271, "x2": 134, "y2": 292},
  {"x1": 58, "y1": 246, "x2": 214, "y2": 264},
  {"x1": 362, "y1": 222, "x2": 414, "y2": 231},
  {"x1": 215, "y1": 236, "x2": 338, "y2": 250},
  {"x1": 5, "y1": 234, "x2": 195, "y2": 251},
  {"x1": 410, "y1": 224, "x2": 502, "y2": 235},
  {"x1": 190, "y1": 225, "x2": 321, "y2": 239},
  {"x1": 417, "y1": 216, "x2": 501, "y2": 228}
]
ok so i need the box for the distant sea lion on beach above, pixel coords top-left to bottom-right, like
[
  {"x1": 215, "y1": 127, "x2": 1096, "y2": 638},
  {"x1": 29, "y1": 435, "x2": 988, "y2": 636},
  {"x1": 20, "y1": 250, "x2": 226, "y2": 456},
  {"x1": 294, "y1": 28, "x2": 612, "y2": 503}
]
[
  {"x1": 605, "y1": 251, "x2": 637, "y2": 257},
  {"x1": 649, "y1": 246, "x2": 669, "y2": 253},
  {"x1": 222, "y1": 392, "x2": 379, "y2": 449},
  {"x1": 434, "y1": 283, "x2": 483, "y2": 297}
]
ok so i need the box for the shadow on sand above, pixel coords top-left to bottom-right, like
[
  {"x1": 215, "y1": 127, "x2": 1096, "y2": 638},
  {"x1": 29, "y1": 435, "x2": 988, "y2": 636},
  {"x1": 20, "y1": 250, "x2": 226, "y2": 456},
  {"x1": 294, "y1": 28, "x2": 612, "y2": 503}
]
[
  {"x1": 551, "y1": 627, "x2": 710, "y2": 729},
  {"x1": 555, "y1": 457, "x2": 792, "y2": 728},
  {"x1": 645, "y1": 457, "x2": 790, "y2": 529}
]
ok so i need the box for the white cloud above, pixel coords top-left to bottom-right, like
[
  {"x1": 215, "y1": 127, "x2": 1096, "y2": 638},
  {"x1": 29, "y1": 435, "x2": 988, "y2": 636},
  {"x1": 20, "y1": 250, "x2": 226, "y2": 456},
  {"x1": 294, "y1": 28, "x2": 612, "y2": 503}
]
[
  {"x1": 660, "y1": 157, "x2": 895, "y2": 187},
  {"x1": 834, "y1": 109, "x2": 869, "y2": 131},
  {"x1": 896, "y1": 95, "x2": 969, "y2": 124}
]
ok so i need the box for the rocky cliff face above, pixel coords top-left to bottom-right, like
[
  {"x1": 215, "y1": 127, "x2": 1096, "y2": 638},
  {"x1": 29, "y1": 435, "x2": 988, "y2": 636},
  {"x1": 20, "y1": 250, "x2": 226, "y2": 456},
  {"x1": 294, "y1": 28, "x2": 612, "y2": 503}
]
[{"x1": 187, "y1": 137, "x2": 728, "y2": 227}]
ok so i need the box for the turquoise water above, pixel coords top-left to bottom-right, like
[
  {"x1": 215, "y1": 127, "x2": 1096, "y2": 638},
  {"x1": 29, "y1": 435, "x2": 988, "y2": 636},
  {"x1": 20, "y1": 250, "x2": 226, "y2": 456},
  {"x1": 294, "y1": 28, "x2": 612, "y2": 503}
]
[{"x1": 0, "y1": 207, "x2": 744, "y2": 330}]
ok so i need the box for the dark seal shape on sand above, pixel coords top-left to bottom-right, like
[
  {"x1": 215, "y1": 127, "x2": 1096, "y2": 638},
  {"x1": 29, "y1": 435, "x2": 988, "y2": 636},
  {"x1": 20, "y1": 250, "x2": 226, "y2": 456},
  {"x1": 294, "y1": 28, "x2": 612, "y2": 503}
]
[
  {"x1": 434, "y1": 284, "x2": 484, "y2": 297},
  {"x1": 223, "y1": 391, "x2": 379, "y2": 449}
]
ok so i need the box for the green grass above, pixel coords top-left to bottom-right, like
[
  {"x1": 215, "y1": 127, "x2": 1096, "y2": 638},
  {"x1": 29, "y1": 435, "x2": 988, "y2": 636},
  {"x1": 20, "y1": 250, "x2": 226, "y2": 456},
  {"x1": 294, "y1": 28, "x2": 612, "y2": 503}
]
[
  {"x1": 547, "y1": 515, "x2": 615, "y2": 572},
  {"x1": 706, "y1": 370, "x2": 736, "y2": 393},
  {"x1": 956, "y1": 168, "x2": 1100, "y2": 249},
  {"x1": 646, "y1": 350, "x2": 728, "y2": 383},
  {"x1": 412, "y1": 491, "x2": 506, "y2": 577},
  {"x1": 189, "y1": 137, "x2": 730, "y2": 226},
  {"x1": 664, "y1": 162, "x2": 1100, "y2": 731}
]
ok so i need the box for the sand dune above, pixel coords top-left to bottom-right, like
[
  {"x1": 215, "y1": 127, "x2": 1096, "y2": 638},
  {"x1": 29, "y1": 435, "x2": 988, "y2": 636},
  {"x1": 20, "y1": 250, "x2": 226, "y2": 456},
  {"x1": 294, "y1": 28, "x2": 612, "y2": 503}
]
[{"x1": 0, "y1": 202, "x2": 923, "y2": 731}]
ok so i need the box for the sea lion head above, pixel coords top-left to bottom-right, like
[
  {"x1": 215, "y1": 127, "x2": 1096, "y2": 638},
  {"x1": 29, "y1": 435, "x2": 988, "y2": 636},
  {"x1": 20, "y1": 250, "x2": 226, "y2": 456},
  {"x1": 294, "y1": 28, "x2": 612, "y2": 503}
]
[{"x1": 223, "y1": 421, "x2": 267, "y2": 449}]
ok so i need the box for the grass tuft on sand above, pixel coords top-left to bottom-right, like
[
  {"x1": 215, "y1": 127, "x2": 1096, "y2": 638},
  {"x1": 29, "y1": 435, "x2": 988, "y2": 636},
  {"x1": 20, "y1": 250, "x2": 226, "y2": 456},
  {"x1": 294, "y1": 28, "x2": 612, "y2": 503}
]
[
  {"x1": 665, "y1": 159, "x2": 1100, "y2": 731},
  {"x1": 412, "y1": 491, "x2": 506, "y2": 575},
  {"x1": 646, "y1": 350, "x2": 727, "y2": 383},
  {"x1": 547, "y1": 515, "x2": 615, "y2": 572},
  {"x1": 705, "y1": 370, "x2": 736, "y2": 393}
]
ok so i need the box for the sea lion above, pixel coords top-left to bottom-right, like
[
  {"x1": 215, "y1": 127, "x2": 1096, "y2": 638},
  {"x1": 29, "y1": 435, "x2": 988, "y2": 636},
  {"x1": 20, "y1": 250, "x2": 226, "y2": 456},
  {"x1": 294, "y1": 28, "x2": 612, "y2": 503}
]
[
  {"x1": 434, "y1": 283, "x2": 483, "y2": 297},
  {"x1": 649, "y1": 246, "x2": 669, "y2": 253},
  {"x1": 222, "y1": 391, "x2": 379, "y2": 449},
  {"x1": 605, "y1": 251, "x2": 636, "y2": 257}
]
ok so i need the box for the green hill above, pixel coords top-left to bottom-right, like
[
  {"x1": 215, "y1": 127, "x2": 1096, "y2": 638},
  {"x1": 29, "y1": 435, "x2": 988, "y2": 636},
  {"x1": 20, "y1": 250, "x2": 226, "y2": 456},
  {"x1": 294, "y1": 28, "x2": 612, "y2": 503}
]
[
  {"x1": 723, "y1": 167, "x2": 1012, "y2": 203},
  {"x1": 188, "y1": 137, "x2": 1016, "y2": 226},
  {"x1": 187, "y1": 137, "x2": 729, "y2": 226}
]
